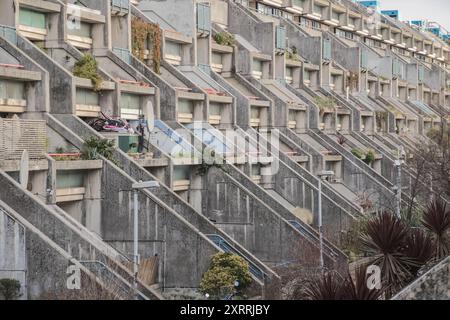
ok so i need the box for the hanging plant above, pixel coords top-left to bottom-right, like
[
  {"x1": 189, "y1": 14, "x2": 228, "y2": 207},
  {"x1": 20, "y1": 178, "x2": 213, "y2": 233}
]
[
  {"x1": 131, "y1": 17, "x2": 162, "y2": 74},
  {"x1": 73, "y1": 54, "x2": 103, "y2": 91},
  {"x1": 213, "y1": 32, "x2": 236, "y2": 47},
  {"x1": 313, "y1": 96, "x2": 336, "y2": 116}
]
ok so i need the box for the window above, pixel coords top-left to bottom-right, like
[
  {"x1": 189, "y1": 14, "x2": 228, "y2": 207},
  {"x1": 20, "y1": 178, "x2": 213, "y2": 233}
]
[
  {"x1": 174, "y1": 165, "x2": 190, "y2": 181},
  {"x1": 76, "y1": 89, "x2": 99, "y2": 105},
  {"x1": 300, "y1": 17, "x2": 321, "y2": 30},
  {"x1": 178, "y1": 99, "x2": 194, "y2": 114},
  {"x1": 0, "y1": 80, "x2": 25, "y2": 100},
  {"x1": 332, "y1": 11, "x2": 340, "y2": 21},
  {"x1": 120, "y1": 93, "x2": 140, "y2": 110},
  {"x1": 165, "y1": 41, "x2": 181, "y2": 56},
  {"x1": 67, "y1": 21, "x2": 91, "y2": 37},
  {"x1": 212, "y1": 53, "x2": 222, "y2": 65},
  {"x1": 19, "y1": 8, "x2": 46, "y2": 29},
  {"x1": 313, "y1": 4, "x2": 323, "y2": 16},
  {"x1": 303, "y1": 70, "x2": 311, "y2": 81},
  {"x1": 56, "y1": 171, "x2": 85, "y2": 189},
  {"x1": 209, "y1": 102, "x2": 221, "y2": 116},
  {"x1": 253, "y1": 59, "x2": 263, "y2": 72}
]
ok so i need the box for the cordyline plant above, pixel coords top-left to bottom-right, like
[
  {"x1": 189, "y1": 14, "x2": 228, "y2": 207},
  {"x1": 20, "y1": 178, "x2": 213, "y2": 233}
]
[
  {"x1": 421, "y1": 199, "x2": 450, "y2": 260},
  {"x1": 360, "y1": 212, "x2": 419, "y2": 298},
  {"x1": 402, "y1": 228, "x2": 435, "y2": 276},
  {"x1": 303, "y1": 267, "x2": 385, "y2": 300}
]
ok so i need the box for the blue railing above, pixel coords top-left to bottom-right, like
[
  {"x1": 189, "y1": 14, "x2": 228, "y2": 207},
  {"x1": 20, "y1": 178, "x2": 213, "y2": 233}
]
[
  {"x1": 111, "y1": 0, "x2": 130, "y2": 11},
  {"x1": 288, "y1": 220, "x2": 339, "y2": 258},
  {"x1": 113, "y1": 47, "x2": 132, "y2": 64},
  {"x1": 206, "y1": 234, "x2": 265, "y2": 281},
  {"x1": 197, "y1": 3, "x2": 211, "y2": 35},
  {"x1": 80, "y1": 260, "x2": 148, "y2": 300},
  {"x1": 0, "y1": 25, "x2": 18, "y2": 46}
]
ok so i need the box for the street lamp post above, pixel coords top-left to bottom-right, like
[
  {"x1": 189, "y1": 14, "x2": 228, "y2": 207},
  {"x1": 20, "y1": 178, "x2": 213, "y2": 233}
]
[
  {"x1": 317, "y1": 170, "x2": 335, "y2": 272},
  {"x1": 130, "y1": 180, "x2": 160, "y2": 299},
  {"x1": 394, "y1": 147, "x2": 406, "y2": 218}
]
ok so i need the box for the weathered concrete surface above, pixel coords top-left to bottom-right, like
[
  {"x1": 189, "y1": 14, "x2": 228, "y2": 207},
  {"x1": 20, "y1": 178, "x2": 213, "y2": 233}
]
[
  {"x1": 0, "y1": 199, "x2": 96, "y2": 300},
  {"x1": 0, "y1": 205, "x2": 26, "y2": 299},
  {"x1": 0, "y1": 170, "x2": 162, "y2": 299},
  {"x1": 393, "y1": 256, "x2": 450, "y2": 300},
  {"x1": 47, "y1": 113, "x2": 281, "y2": 298}
]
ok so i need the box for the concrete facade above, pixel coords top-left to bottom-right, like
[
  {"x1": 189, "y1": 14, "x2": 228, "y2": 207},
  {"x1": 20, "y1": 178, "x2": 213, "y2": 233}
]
[{"x1": 0, "y1": 0, "x2": 449, "y2": 300}]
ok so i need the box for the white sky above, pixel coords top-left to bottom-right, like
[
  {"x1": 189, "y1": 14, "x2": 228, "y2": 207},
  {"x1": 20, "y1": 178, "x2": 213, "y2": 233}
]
[{"x1": 378, "y1": 0, "x2": 450, "y2": 32}]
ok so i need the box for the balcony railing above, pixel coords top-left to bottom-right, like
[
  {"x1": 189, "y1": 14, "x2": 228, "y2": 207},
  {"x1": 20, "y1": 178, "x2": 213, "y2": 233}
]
[
  {"x1": 0, "y1": 118, "x2": 47, "y2": 160},
  {"x1": 111, "y1": 0, "x2": 130, "y2": 15},
  {"x1": 0, "y1": 25, "x2": 18, "y2": 46},
  {"x1": 197, "y1": 3, "x2": 211, "y2": 36},
  {"x1": 113, "y1": 47, "x2": 132, "y2": 64}
]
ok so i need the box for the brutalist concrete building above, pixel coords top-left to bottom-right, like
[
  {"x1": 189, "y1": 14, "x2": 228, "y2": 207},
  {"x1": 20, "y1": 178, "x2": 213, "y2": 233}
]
[{"x1": 0, "y1": 0, "x2": 449, "y2": 300}]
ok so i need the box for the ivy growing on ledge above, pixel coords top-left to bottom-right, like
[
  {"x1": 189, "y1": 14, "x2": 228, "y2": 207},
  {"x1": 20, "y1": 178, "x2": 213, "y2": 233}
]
[
  {"x1": 131, "y1": 17, "x2": 162, "y2": 74},
  {"x1": 213, "y1": 31, "x2": 236, "y2": 47},
  {"x1": 73, "y1": 54, "x2": 103, "y2": 91},
  {"x1": 313, "y1": 96, "x2": 336, "y2": 116}
]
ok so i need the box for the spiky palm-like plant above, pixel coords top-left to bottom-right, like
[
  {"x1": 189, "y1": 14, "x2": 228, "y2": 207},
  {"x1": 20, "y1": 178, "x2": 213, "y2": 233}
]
[
  {"x1": 360, "y1": 212, "x2": 417, "y2": 297},
  {"x1": 421, "y1": 199, "x2": 450, "y2": 259},
  {"x1": 304, "y1": 271, "x2": 344, "y2": 300},
  {"x1": 402, "y1": 228, "x2": 435, "y2": 276},
  {"x1": 341, "y1": 266, "x2": 386, "y2": 300},
  {"x1": 304, "y1": 267, "x2": 386, "y2": 300}
]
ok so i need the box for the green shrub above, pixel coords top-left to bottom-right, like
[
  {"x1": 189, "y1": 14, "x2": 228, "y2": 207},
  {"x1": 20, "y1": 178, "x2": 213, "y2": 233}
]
[
  {"x1": 0, "y1": 279, "x2": 21, "y2": 300},
  {"x1": 364, "y1": 150, "x2": 375, "y2": 165},
  {"x1": 213, "y1": 32, "x2": 236, "y2": 47},
  {"x1": 199, "y1": 253, "x2": 252, "y2": 299},
  {"x1": 73, "y1": 54, "x2": 103, "y2": 91},
  {"x1": 82, "y1": 136, "x2": 120, "y2": 166},
  {"x1": 351, "y1": 148, "x2": 364, "y2": 160}
]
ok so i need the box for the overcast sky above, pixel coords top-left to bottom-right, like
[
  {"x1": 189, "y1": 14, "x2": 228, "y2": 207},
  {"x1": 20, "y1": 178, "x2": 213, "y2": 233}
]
[{"x1": 378, "y1": 0, "x2": 450, "y2": 31}]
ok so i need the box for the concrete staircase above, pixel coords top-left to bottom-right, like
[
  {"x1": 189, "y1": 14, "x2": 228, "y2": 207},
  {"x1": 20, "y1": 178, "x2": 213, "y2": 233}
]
[{"x1": 0, "y1": 170, "x2": 163, "y2": 300}]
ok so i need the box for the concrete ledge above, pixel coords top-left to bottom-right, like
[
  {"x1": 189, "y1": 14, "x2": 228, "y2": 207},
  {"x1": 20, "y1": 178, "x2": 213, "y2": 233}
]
[
  {"x1": 253, "y1": 52, "x2": 272, "y2": 61},
  {"x1": 18, "y1": 0, "x2": 61, "y2": 12},
  {"x1": 176, "y1": 90, "x2": 205, "y2": 101},
  {"x1": 0, "y1": 66, "x2": 41, "y2": 81},
  {"x1": 67, "y1": 4, "x2": 106, "y2": 24},
  {"x1": 75, "y1": 77, "x2": 116, "y2": 90},
  {"x1": 324, "y1": 155, "x2": 343, "y2": 162},
  {"x1": 249, "y1": 99, "x2": 270, "y2": 107},
  {"x1": 172, "y1": 158, "x2": 202, "y2": 165},
  {"x1": 291, "y1": 155, "x2": 309, "y2": 163},
  {"x1": 211, "y1": 42, "x2": 233, "y2": 54},
  {"x1": 135, "y1": 158, "x2": 170, "y2": 167},
  {"x1": 0, "y1": 159, "x2": 48, "y2": 172},
  {"x1": 208, "y1": 94, "x2": 233, "y2": 104},
  {"x1": 164, "y1": 30, "x2": 192, "y2": 44},
  {"x1": 67, "y1": 35, "x2": 93, "y2": 49},
  {"x1": 56, "y1": 187, "x2": 86, "y2": 203},
  {"x1": 55, "y1": 160, "x2": 103, "y2": 171},
  {"x1": 286, "y1": 59, "x2": 302, "y2": 67},
  {"x1": 119, "y1": 82, "x2": 155, "y2": 95},
  {"x1": 18, "y1": 25, "x2": 47, "y2": 41}
]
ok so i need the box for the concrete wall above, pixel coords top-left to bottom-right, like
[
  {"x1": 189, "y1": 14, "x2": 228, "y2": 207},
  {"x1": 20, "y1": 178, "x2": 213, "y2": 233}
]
[
  {"x1": 47, "y1": 113, "x2": 281, "y2": 297},
  {"x1": 17, "y1": 35, "x2": 74, "y2": 114},
  {"x1": 138, "y1": 0, "x2": 196, "y2": 38},
  {"x1": 0, "y1": 37, "x2": 50, "y2": 114},
  {"x1": 394, "y1": 256, "x2": 450, "y2": 300},
  {"x1": 326, "y1": 33, "x2": 360, "y2": 73},
  {"x1": 0, "y1": 170, "x2": 161, "y2": 299},
  {"x1": 228, "y1": 3, "x2": 274, "y2": 56},
  {"x1": 0, "y1": 208, "x2": 26, "y2": 299}
]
